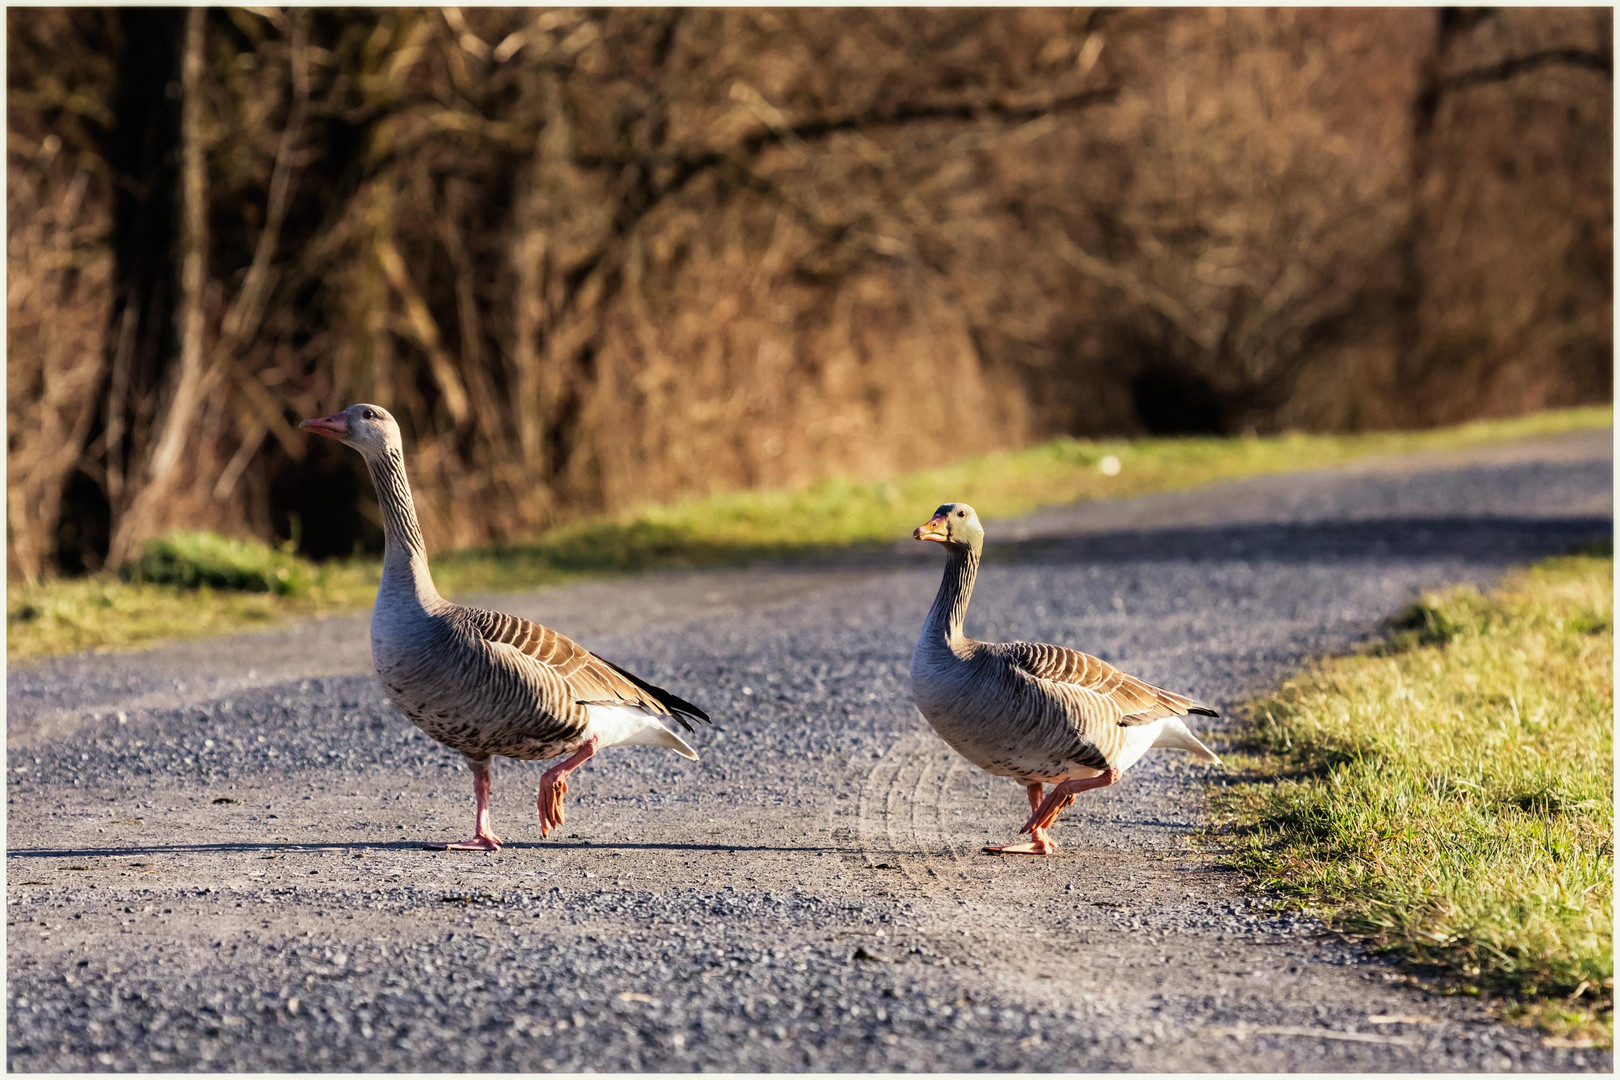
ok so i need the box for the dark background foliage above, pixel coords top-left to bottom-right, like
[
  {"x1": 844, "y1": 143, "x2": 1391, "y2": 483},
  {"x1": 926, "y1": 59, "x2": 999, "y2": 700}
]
[{"x1": 7, "y1": 7, "x2": 1611, "y2": 582}]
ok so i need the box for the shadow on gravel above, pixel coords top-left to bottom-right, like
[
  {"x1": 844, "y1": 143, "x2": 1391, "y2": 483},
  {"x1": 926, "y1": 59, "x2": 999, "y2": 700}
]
[
  {"x1": 990, "y1": 514, "x2": 1613, "y2": 568},
  {"x1": 8, "y1": 841, "x2": 438, "y2": 857},
  {"x1": 526, "y1": 840, "x2": 836, "y2": 853},
  {"x1": 8, "y1": 839, "x2": 832, "y2": 858}
]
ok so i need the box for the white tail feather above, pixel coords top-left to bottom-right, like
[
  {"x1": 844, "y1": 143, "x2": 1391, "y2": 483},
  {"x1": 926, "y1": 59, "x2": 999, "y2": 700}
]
[
  {"x1": 582, "y1": 703, "x2": 699, "y2": 760},
  {"x1": 646, "y1": 722, "x2": 699, "y2": 761},
  {"x1": 1153, "y1": 717, "x2": 1222, "y2": 764}
]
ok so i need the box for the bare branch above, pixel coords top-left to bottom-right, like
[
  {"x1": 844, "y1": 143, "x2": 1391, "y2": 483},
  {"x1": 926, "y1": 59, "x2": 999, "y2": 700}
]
[
  {"x1": 1438, "y1": 47, "x2": 1612, "y2": 94},
  {"x1": 1052, "y1": 229, "x2": 1221, "y2": 354},
  {"x1": 221, "y1": 11, "x2": 310, "y2": 347}
]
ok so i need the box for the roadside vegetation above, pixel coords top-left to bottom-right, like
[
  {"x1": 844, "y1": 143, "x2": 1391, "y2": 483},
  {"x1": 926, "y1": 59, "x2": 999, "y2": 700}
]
[
  {"x1": 7, "y1": 405, "x2": 1610, "y2": 660},
  {"x1": 13, "y1": 9, "x2": 1609, "y2": 591},
  {"x1": 1214, "y1": 545, "x2": 1614, "y2": 1044}
]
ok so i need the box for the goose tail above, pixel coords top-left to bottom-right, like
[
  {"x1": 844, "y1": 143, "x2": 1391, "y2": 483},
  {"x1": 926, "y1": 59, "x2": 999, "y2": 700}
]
[
  {"x1": 1154, "y1": 717, "x2": 1222, "y2": 764},
  {"x1": 652, "y1": 722, "x2": 700, "y2": 761},
  {"x1": 581, "y1": 702, "x2": 700, "y2": 760}
]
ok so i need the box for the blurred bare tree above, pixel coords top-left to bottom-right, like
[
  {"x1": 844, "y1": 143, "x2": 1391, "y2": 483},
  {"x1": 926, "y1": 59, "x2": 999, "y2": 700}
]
[{"x1": 6, "y1": 7, "x2": 1612, "y2": 582}]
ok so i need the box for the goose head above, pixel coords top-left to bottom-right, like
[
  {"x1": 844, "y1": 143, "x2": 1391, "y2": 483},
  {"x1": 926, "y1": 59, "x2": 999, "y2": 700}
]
[
  {"x1": 300, "y1": 403, "x2": 403, "y2": 461},
  {"x1": 913, "y1": 502, "x2": 984, "y2": 553}
]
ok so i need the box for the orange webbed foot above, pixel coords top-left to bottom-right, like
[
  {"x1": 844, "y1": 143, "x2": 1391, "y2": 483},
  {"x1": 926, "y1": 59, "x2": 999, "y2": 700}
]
[
  {"x1": 537, "y1": 775, "x2": 569, "y2": 837},
  {"x1": 984, "y1": 828, "x2": 1058, "y2": 856},
  {"x1": 426, "y1": 832, "x2": 501, "y2": 852}
]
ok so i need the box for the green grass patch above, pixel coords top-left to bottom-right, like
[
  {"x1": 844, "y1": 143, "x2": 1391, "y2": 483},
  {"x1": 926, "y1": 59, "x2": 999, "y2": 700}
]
[
  {"x1": 7, "y1": 559, "x2": 380, "y2": 659},
  {"x1": 123, "y1": 531, "x2": 314, "y2": 596},
  {"x1": 7, "y1": 404, "x2": 1610, "y2": 660},
  {"x1": 1213, "y1": 546, "x2": 1614, "y2": 1044}
]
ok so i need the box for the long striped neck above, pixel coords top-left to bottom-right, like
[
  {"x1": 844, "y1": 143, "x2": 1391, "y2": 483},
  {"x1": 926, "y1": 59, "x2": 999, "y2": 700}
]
[
  {"x1": 365, "y1": 446, "x2": 441, "y2": 609},
  {"x1": 923, "y1": 545, "x2": 979, "y2": 656}
]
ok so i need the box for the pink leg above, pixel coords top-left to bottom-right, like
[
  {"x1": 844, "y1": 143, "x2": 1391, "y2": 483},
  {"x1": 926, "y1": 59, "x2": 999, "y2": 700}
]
[
  {"x1": 427, "y1": 758, "x2": 501, "y2": 851},
  {"x1": 537, "y1": 735, "x2": 601, "y2": 837},
  {"x1": 1020, "y1": 768, "x2": 1123, "y2": 836},
  {"x1": 985, "y1": 783, "x2": 1059, "y2": 855}
]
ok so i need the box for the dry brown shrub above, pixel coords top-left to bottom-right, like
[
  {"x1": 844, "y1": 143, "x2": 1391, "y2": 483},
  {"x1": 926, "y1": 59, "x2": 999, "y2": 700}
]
[
  {"x1": 6, "y1": 9, "x2": 117, "y2": 583},
  {"x1": 4, "y1": 8, "x2": 1611, "y2": 577}
]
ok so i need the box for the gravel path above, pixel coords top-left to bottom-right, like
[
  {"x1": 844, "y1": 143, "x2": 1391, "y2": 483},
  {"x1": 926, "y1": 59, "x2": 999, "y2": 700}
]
[{"x1": 7, "y1": 428, "x2": 1612, "y2": 1072}]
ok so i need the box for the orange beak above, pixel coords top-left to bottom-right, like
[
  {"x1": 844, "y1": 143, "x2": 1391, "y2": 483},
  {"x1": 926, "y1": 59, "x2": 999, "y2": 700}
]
[
  {"x1": 299, "y1": 412, "x2": 348, "y2": 440},
  {"x1": 913, "y1": 514, "x2": 949, "y2": 543}
]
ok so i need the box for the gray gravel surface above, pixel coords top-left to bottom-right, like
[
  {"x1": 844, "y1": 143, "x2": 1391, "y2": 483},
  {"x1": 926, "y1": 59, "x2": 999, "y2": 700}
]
[{"x1": 7, "y1": 428, "x2": 1613, "y2": 1072}]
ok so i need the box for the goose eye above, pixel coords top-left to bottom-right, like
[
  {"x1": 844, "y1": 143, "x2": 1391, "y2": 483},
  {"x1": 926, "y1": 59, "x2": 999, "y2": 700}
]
[
  {"x1": 363, "y1": 408, "x2": 377, "y2": 420},
  {"x1": 955, "y1": 509, "x2": 966, "y2": 518}
]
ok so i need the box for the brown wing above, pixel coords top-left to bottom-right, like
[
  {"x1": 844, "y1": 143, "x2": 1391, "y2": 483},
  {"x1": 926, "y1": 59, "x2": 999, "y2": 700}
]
[
  {"x1": 465, "y1": 608, "x2": 709, "y2": 731},
  {"x1": 998, "y1": 641, "x2": 1217, "y2": 726}
]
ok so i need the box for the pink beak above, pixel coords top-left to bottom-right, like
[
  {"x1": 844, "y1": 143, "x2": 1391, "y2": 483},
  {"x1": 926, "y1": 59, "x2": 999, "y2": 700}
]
[
  {"x1": 913, "y1": 514, "x2": 950, "y2": 542},
  {"x1": 300, "y1": 412, "x2": 347, "y2": 440}
]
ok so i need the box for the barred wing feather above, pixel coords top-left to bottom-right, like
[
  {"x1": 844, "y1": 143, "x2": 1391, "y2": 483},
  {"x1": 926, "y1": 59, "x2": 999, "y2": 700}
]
[
  {"x1": 996, "y1": 641, "x2": 1219, "y2": 727},
  {"x1": 464, "y1": 608, "x2": 710, "y2": 731}
]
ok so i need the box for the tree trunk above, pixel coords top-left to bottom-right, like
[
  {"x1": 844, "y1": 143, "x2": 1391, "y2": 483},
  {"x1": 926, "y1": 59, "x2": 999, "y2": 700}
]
[{"x1": 106, "y1": 6, "x2": 209, "y2": 566}]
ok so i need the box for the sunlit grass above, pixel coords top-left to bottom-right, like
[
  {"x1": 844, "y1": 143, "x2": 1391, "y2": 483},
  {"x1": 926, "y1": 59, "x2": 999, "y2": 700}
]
[
  {"x1": 1214, "y1": 546, "x2": 1614, "y2": 1044},
  {"x1": 125, "y1": 530, "x2": 316, "y2": 595},
  {"x1": 6, "y1": 561, "x2": 381, "y2": 658},
  {"x1": 7, "y1": 404, "x2": 1610, "y2": 660}
]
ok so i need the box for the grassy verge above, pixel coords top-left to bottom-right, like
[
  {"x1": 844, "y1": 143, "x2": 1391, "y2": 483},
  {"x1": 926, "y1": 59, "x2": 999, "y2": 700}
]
[
  {"x1": 1213, "y1": 546, "x2": 1614, "y2": 1045},
  {"x1": 7, "y1": 404, "x2": 1610, "y2": 660}
]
